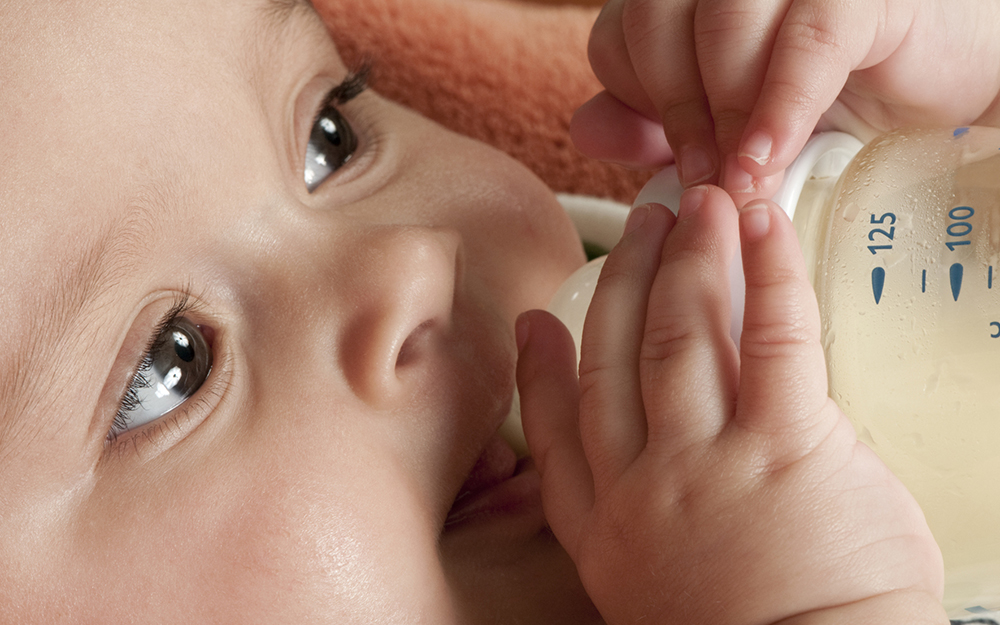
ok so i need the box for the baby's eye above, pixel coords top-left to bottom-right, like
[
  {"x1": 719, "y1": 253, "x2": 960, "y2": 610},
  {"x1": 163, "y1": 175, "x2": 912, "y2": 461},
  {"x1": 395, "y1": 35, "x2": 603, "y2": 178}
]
[
  {"x1": 111, "y1": 316, "x2": 213, "y2": 438},
  {"x1": 304, "y1": 103, "x2": 358, "y2": 192}
]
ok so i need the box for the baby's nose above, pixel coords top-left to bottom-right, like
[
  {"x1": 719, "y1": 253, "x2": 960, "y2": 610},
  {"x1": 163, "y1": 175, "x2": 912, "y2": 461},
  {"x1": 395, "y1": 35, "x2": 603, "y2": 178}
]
[{"x1": 338, "y1": 226, "x2": 460, "y2": 408}]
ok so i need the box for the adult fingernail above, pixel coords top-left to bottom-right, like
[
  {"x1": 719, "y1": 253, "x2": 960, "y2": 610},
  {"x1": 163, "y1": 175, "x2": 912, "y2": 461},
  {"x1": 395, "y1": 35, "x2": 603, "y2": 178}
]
[
  {"x1": 680, "y1": 145, "x2": 714, "y2": 186},
  {"x1": 740, "y1": 130, "x2": 772, "y2": 166},
  {"x1": 678, "y1": 185, "x2": 708, "y2": 219},
  {"x1": 740, "y1": 200, "x2": 771, "y2": 240},
  {"x1": 624, "y1": 203, "x2": 651, "y2": 235}
]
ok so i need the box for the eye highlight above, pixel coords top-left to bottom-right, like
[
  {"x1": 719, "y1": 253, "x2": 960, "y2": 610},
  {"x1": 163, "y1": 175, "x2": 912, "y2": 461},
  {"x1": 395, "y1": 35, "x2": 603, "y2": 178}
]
[
  {"x1": 304, "y1": 65, "x2": 371, "y2": 192},
  {"x1": 110, "y1": 301, "x2": 213, "y2": 441}
]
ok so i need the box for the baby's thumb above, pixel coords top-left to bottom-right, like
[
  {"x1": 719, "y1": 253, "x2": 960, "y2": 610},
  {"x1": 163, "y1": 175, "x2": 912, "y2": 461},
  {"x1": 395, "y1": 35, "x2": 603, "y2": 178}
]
[{"x1": 515, "y1": 310, "x2": 594, "y2": 553}]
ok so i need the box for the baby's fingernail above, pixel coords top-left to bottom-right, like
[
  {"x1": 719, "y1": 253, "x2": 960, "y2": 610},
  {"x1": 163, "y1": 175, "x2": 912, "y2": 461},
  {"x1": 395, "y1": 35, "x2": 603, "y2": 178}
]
[
  {"x1": 680, "y1": 145, "x2": 714, "y2": 186},
  {"x1": 740, "y1": 200, "x2": 771, "y2": 240},
  {"x1": 678, "y1": 185, "x2": 708, "y2": 219},
  {"x1": 740, "y1": 130, "x2": 772, "y2": 166},
  {"x1": 624, "y1": 203, "x2": 651, "y2": 235},
  {"x1": 515, "y1": 313, "x2": 530, "y2": 351}
]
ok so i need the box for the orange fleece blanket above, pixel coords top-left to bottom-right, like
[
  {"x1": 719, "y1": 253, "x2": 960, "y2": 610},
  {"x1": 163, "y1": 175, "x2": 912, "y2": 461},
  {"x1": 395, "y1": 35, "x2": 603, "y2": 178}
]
[{"x1": 314, "y1": 0, "x2": 651, "y2": 204}]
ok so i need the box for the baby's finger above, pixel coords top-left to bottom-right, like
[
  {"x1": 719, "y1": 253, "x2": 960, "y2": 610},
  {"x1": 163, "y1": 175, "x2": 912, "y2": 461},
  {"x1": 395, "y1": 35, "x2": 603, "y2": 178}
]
[
  {"x1": 577, "y1": 203, "x2": 674, "y2": 492},
  {"x1": 516, "y1": 309, "x2": 592, "y2": 549},
  {"x1": 735, "y1": 200, "x2": 829, "y2": 439},
  {"x1": 737, "y1": 0, "x2": 888, "y2": 178},
  {"x1": 692, "y1": 0, "x2": 790, "y2": 189},
  {"x1": 640, "y1": 186, "x2": 740, "y2": 454},
  {"x1": 616, "y1": 0, "x2": 720, "y2": 188},
  {"x1": 587, "y1": 0, "x2": 659, "y2": 121}
]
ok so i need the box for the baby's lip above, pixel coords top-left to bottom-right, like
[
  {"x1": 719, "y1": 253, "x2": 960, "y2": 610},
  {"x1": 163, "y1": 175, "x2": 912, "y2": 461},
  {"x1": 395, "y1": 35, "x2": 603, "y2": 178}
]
[{"x1": 444, "y1": 432, "x2": 540, "y2": 528}]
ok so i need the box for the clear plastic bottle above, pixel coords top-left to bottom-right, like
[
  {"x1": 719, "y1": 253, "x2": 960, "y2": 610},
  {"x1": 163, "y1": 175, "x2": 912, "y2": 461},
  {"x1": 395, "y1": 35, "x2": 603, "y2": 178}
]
[
  {"x1": 800, "y1": 126, "x2": 1000, "y2": 615},
  {"x1": 533, "y1": 127, "x2": 1000, "y2": 616}
]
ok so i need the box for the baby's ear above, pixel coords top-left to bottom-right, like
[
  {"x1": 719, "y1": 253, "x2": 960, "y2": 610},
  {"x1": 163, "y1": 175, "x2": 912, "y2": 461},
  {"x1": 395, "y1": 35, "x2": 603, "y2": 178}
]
[{"x1": 312, "y1": 0, "x2": 652, "y2": 204}]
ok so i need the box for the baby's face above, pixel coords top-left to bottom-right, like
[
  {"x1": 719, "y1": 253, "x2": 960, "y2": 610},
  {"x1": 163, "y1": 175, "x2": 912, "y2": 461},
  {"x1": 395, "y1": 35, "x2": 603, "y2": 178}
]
[{"x1": 0, "y1": 1, "x2": 595, "y2": 622}]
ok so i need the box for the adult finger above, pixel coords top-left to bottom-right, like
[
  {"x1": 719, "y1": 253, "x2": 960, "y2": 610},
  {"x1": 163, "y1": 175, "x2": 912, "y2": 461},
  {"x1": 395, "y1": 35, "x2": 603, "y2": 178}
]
[
  {"x1": 577, "y1": 203, "x2": 675, "y2": 493},
  {"x1": 516, "y1": 309, "x2": 592, "y2": 550},
  {"x1": 639, "y1": 186, "x2": 740, "y2": 455}
]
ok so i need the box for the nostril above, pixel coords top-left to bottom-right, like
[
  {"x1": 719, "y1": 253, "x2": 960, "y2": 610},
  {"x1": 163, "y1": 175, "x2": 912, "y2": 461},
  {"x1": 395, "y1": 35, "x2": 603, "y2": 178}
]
[
  {"x1": 338, "y1": 226, "x2": 460, "y2": 407},
  {"x1": 395, "y1": 319, "x2": 436, "y2": 370}
]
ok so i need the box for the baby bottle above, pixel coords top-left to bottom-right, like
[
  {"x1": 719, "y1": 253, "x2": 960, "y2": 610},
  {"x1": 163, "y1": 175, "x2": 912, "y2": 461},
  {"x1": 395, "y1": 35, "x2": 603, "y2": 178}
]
[
  {"x1": 515, "y1": 126, "x2": 1000, "y2": 617},
  {"x1": 789, "y1": 126, "x2": 1000, "y2": 616}
]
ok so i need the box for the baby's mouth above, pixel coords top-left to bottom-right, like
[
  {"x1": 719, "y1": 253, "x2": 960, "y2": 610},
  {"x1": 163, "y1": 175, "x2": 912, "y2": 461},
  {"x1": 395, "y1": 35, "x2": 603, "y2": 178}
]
[{"x1": 444, "y1": 432, "x2": 539, "y2": 528}]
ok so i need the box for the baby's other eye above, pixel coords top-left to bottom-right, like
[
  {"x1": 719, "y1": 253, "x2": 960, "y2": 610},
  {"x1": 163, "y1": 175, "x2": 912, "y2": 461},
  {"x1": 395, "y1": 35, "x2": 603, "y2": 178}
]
[
  {"x1": 111, "y1": 316, "x2": 212, "y2": 439},
  {"x1": 302, "y1": 66, "x2": 370, "y2": 193},
  {"x1": 304, "y1": 103, "x2": 358, "y2": 192}
]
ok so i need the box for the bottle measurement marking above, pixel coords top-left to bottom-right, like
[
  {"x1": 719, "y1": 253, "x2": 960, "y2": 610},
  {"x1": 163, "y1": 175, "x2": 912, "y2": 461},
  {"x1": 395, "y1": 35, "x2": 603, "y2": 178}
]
[
  {"x1": 882, "y1": 263, "x2": 1000, "y2": 302},
  {"x1": 867, "y1": 212, "x2": 896, "y2": 304},
  {"x1": 950, "y1": 263, "x2": 964, "y2": 301},
  {"x1": 872, "y1": 267, "x2": 886, "y2": 304},
  {"x1": 866, "y1": 212, "x2": 896, "y2": 255},
  {"x1": 867, "y1": 206, "x2": 979, "y2": 304},
  {"x1": 945, "y1": 206, "x2": 972, "y2": 302}
]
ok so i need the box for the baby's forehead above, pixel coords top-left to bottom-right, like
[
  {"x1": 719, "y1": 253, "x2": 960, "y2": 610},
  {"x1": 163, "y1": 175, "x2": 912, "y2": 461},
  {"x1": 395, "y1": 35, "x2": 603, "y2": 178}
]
[
  {"x1": 0, "y1": 0, "x2": 324, "y2": 163},
  {"x1": 0, "y1": 0, "x2": 328, "y2": 282},
  {"x1": 0, "y1": 0, "x2": 319, "y2": 98}
]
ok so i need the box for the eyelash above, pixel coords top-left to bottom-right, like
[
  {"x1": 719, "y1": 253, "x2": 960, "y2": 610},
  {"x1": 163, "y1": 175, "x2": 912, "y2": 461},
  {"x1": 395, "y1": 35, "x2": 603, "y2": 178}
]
[
  {"x1": 310, "y1": 62, "x2": 371, "y2": 132},
  {"x1": 108, "y1": 295, "x2": 198, "y2": 444}
]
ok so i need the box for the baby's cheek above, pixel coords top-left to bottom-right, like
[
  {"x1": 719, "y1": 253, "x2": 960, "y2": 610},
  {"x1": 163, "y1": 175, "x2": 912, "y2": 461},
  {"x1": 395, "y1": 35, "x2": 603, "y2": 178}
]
[
  {"x1": 207, "y1": 480, "x2": 385, "y2": 617},
  {"x1": 200, "y1": 456, "x2": 454, "y2": 621},
  {"x1": 63, "y1": 464, "x2": 390, "y2": 620}
]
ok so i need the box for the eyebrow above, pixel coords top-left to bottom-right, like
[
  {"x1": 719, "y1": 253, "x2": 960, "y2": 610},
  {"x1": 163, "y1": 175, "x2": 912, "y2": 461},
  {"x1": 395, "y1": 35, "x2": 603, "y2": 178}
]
[
  {"x1": 1, "y1": 188, "x2": 169, "y2": 449},
  {"x1": 241, "y1": 0, "x2": 319, "y2": 86},
  {"x1": 260, "y1": 0, "x2": 316, "y2": 28}
]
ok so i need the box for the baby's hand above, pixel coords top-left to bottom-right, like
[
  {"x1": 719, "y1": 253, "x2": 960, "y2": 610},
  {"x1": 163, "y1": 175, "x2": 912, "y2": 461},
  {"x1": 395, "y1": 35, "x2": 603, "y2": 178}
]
[
  {"x1": 571, "y1": 0, "x2": 1000, "y2": 203},
  {"x1": 516, "y1": 186, "x2": 947, "y2": 625}
]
